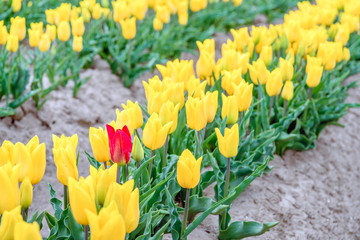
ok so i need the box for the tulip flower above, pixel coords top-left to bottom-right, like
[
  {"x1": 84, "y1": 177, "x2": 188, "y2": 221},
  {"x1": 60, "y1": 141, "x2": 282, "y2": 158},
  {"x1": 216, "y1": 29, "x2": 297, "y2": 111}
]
[
  {"x1": 221, "y1": 94, "x2": 238, "y2": 125},
  {"x1": 279, "y1": 58, "x2": 294, "y2": 82},
  {"x1": 68, "y1": 176, "x2": 97, "y2": 225},
  {"x1": 187, "y1": 76, "x2": 207, "y2": 98},
  {"x1": 71, "y1": 17, "x2": 85, "y2": 36},
  {"x1": 177, "y1": 149, "x2": 202, "y2": 238},
  {"x1": 215, "y1": 124, "x2": 239, "y2": 158},
  {"x1": 0, "y1": 206, "x2": 22, "y2": 239},
  {"x1": 6, "y1": 35, "x2": 19, "y2": 52},
  {"x1": 143, "y1": 113, "x2": 172, "y2": 150},
  {"x1": 14, "y1": 221, "x2": 42, "y2": 240},
  {"x1": 117, "y1": 100, "x2": 143, "y2": 133},
  {"x1": 10, "y1": 17, "x2": 26, "y2": 41},
  {"x1": 153, "y1": 17, "x2": 163, "y2": 31},
  {"x1": 12, "y1": 0, "x2": 21, "y2": 12},
  {"x1": 89, "y1": 164, "x2": 117, "y2": 206},
  {"x1": 266, "y1": 69, "x2": 283, "y2": 97},
  {"x1": 39, "y1": 33, "x2": 51, "y2": 52},
  {"x1": 204, "y1": 90, "x2": 218, "y2": 123},
  {"x1": 46, "y1": 24, "x2": 57, "y2": 41},
  {"x1": 221, "y1": 69, "x2": 243, "y2": 95},
  {"x1": 176, "y1": 149, "x2": 202, "y2": 189},
  {"x1": 92, "y1": 3, "x2": 102, "y2": 20},
  {"x1": 159, "y1": 101, "x2": 180, "y2": 134},
  {"x1": 185, "y1": 96, "x2": 207, "y2": 130},
  {"x1": 86, "y1": 201, "x2": 126, "y2": 240},
  {"x1": 58, "y1": 21, "x2": 71, "y2": 42},
  {"x1": 106, "y1": 124, "x2": 132, "y2": 166},
  {"x1": 282, "y1": 81, "x2": 294, "y2": 101},
  {"x1": 20, "y1": 177, "x2": 33, "y2": 209},
  {"x1": 248, "y1": 60, "x2": 270, "y2": 85},
  {"x1": 178, "y1": 12, "x2": 188, "y2": 25},
  {"x1": 28, "y1": 29, "x2": 41, "y2": 48},
  {"x1": 52, "y1": 134, "x2": 79, "y2": 186},
  {"x1": 196, "y1": 51, "x2": 215, "y2": 81},
  {"x1": 306, "y1": 65, "x2": 323, "y2": 88},
  {"x1": 103, "y1": 179, "x2": 140, "y2": 233},
  {"x1": 132, "y1": 0, "x2": 148, "y2": 20},
  {"x1": 113, "y1": 1, "x2": 130, "y2": 22},
  {"x1": 0, "y1": 163, "x2": 20, "y2": 214},
  {"x1": 89, "y1": 126, "x2": 110, "y2": 163},
  {"x1": 232, "y1": 82, "x2": 252, "y2": 113},
  {"x1": 259, "y1": 45, "x2": 273, "y2": 66},
  {"x1": 132, "y1": 136, "x2": 144, "y2": 164},
  {"x1": 230, "y1": 27, "x2": 249, "y2": 52},
  {"x1": 0, "y1": 22, "x2": 8, "y2": 45},
  {"x1": 73, "y1": 36, "x2": 83, "y2": 52},
  {"x1": 120, "y1": 17, "x2": 136, "y2": 40}
]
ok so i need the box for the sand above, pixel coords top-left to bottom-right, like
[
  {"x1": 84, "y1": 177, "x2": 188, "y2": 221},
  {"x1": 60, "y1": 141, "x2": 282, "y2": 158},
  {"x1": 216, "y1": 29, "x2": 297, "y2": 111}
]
[{"x1": 1, "y1": 32, "x2": 360, "y2": 239}]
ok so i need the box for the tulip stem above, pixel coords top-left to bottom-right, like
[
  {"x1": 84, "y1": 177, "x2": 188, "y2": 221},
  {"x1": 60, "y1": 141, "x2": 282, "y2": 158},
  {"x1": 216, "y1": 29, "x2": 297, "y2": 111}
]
[
  {"x1": 239, "y1": 111, "x2": 242, "y2": 125},
  {"x1": 148, "y1": 150, "x2": 154, "y2": 176},
  {"x1": 302, "y1": 88, "x2": 312, "y2": 122},
  {"x1": 221, "y1": 157, "x2": 231, "y2": 230},
  {"x1": 22, "y1": 208, "x2": 28, "y2": 221},
  {"x1": 64, "y1": 185, "x2": 68, "y2": 209},
  {"x1": 84, "y1": 225, "x2": 89, "y2": 240},
  {"x1": 126, "y1": 164, "x2": 128, "y2": 181},
  {"x1": 6, "y1": 54, "x2": 12, "y2": 105},
  {"x1": 197, "y1": 130, "x2": 202, "y2": 158},
  {"x1": 181, "y1": 188, "x2": 190, "y2": 239},
  {"x1": 103, "y1": 162, "x2": 107, "y2": 169},
  {"x1": 116, "y1": 163, "x2": 121, "y2": 184},
  {"x1": 162, "y1": 135, "x2": 169, "y2": 170},
  {"x1": 284, "y1": 100, "x2": 288, "y2": 116},
  {"x1": 269, "y1": 96, "x2": 274, "y2": 119}
]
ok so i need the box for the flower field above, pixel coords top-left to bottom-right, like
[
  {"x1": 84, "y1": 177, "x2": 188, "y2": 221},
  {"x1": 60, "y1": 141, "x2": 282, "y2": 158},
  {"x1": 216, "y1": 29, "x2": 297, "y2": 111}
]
[{"x1": 0, "y1": 0, "x2": 360, "y2": 239}]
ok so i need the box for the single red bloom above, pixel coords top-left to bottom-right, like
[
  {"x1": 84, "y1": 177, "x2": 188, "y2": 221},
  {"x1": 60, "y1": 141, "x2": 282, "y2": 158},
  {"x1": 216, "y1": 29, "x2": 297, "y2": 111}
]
[{"x1": 106, "y1": 124, "x2": 132, "y2": 165}]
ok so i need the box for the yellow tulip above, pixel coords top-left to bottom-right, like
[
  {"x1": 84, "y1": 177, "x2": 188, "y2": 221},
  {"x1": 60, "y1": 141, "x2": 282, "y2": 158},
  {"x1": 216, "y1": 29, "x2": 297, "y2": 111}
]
[
  {"x1": 68, "y1": 176, "x2": 97, "y2": 225},
  {"x1": 282, "y1": 81, "x2": 294, "y2": 101},
  {"x1": 266, "y1": 69, "x2": 283, "y2": 97},
  {"x1": 12, "y1": 0, "x2": 21, "y2": 12},
  {"x1": 156, "y1": 59, "x2": 195, "y2": 86},
  {"x1": 92, "y1": 3, "x2": 102, "y2": 19},
  {"x1": 178, "y1": 12, "x2": 188, "y2": 25},
  {"x1": 215, "y1": 124, "x2": 239, "y2": 158},
  {"x1": 20, "y1": 176, "x2": 33, "y2": 209},
  {"x1": 6, "y1": 35, "x2": 19, "y2": 52},
  {"x1": 221, "y1": 94, "x2": 238, "y2": 125},
  {"x1": 71, "y1": 17, "x2": 85, "y2": 36},
  {"x1": 52, "y1": 134, "x2": 79, "y2": 186},
  {"x1": 248, "y1": 60, "x2": 270, "y2": 85},
  {"x1": 232, "y1": 81, "x2": 253, "y2": 112},
  {"x1": 14, "y1": 221, "x2": 42, "y2": 240},
  {"x1": 132, "y1": 0, "x2": 148, "y2": 21},
  {"x1": 156, "y1": 5, "x2": 170, "y2": 24},
  {"x1": 45, "y1": 9, "x2": 55, "y2": 25},
  {"x1": 176, "y1": 149, "x2": 202, "y2": 189},
  {"x1": 57, "y1": 21, "x2": 71, "y2": 42},
  {"x1": 259, "y1": 45, "x2": 273, "y2": 66},
  {"x1": 204, "y1": 90, "x2": 218, "y2": 123},
  {"x1": 86, "y1": 201, "x2": 126, "y2": 240},
  {"x1": 0, "y1": 23, "x2": 8, "y2": 45},
  {"x1": 190, "y1": 0, "x2": 207, "y2": 12},
  {"x1": 221, "y1": 69, "x2": 243, "y2": 95},
  {"x1": 58, "y1": 3, "x2": 71, "y2": 22},
  {"x1": 279, "y1": 58, "x2": 294, "y2": 81},
  {"x1": 103, "y1": 179, "x2": 140, "y2": 233},
  {"x1": 185, "y1": 97, "x2": 207, "y2": 131},
  {"x1": 335, "y1": 25, "x2": 350, "y2": 46},
  {"x1": 159, "y1": 101, "x2": 180, "y2": 134},
  {"x1": 72, "y1": 36, "x2": 83, "y2": 52},
  {"x1": 143, "y1": 113, "x2": 173, "y2": 150},
  {"x1": 89, "y1": 126, "x2": 110, "y2": 163},
  {"x1": 39, "y1": 33, "x2": 51, "y2": 52},
  {"x1": 153, "y1": 17, "x2": 163, "y2": 31},
  {"x1": 46, "y1": 24, "x2": 57, "y2": 41},
  {"x1": 163, "y1": 79, "x2": 185, "y2": 108},
  {"x1": 10, "y1": 17, "x2": 26, "y2": 41},
  {"x1": 30, "y1": 22, "x2": 43, "y2": 33},
  {"x1": 0, "y1": 163, "x2": 20, "y2": 214},
  {"x1": 343, "y1": 47, "x2": 351, "y2": 61},
  {"x1": 81, "y1": 7, "x2": 91, "y2": 23},
  {"x1": 28, "y1": 29, "x2": 41, "y2": 47},
  {"x1": 306, "y1": 65, "x2": 323, "y2": 88},
  {"x1": 196, "y1": 51, "x2": 215, "y2": 80},
  {"x1": 132, "y1": 136, "x2": 144, "y2": 163},
  {"x1": 230, "y1": 27, "x2": 249, "y2": 52},
  {"x1": 146, "y1": 90, "x2": 168, "y2": 115},
  {"x1": 121, "y1": 100, "x2": 143, "y2": 130},
  {"x1": 0, "y1": 206, "x2": 22, "y2": 239},
  {"x1": 0, "y1": 140, "x2": 14, "y2": 166},
  {"x1": 89, "y1": 164, "x2": 117, "y2": 206},
  {"x1": 306, "y1": 55, "x2": 322, "y2": 73},
  {"x1": 112, "y1": 1, "x2": 130, "y2": 22},
  {"x1": 120, "y1": 17, "x2": 136, "y2": 40},
  {"x1": 187, "y1": 76, "x2": 207, "y2": 98}
]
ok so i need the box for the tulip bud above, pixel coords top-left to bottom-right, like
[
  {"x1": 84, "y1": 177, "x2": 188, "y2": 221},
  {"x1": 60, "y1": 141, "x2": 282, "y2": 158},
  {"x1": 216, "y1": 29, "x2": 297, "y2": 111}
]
[
  {"x1": 153, "y1": 17, "x2": 163, "y2": 31},
  {"x1": 14, "y1": 221, "x2": 42, "y2": 240},
  {"x1": 259, "y1": 45, "x2": 273, "y2": 66},
  {"x1": 12, "y1": 0, "x2": 22, "y2": 12},
  {"x1": 143, "y1": 113, "x2": 173, "y2": 150},
  {"x1": 185, "y1": 97, "x2": 207, "y2": 131},
  {"x1": 106, "y1": 124, "x2": 132, "y2": 166},
  {"x1": 39, "y1": 34, "x2": 51, "y2": 52},
  {"x1": 132, "y1": 136, "x2": 144, "y2": 163},
  {"x1": 282, "y1": 81, "x2": 294, "y2": 101},
  {"x1": 6, "y1": 35, "x2": 19, "y2": 52},
  {"x1": 204, "y1": 90, "x2": 218, "y2": 123},
  {"x1": 132, "y1": 0, "x2": 148, "y2": 21},
  {"x1": 81, "y1": 7, "x2": 91, "y2": 23},
  {"x1": 101, "y1": 0, "x2": 110, "y2": 8},
  {"x1": 306, "y1": 65, "x2": 323, "y2": 88},
  {"x1": 20, "y1": 177, "x2": 33, "y2": 209},
  {"x1": 89, "y1": 126, "x2": 110, "y2": 163},
  {"x1": 221, "y1": 94, "x2": 238, "y2": 125},
  {"x1": 215, "y1": 124, "x2": 239, "y2": 158},
  {"x1": 177, "y1": 149, "x2": 202, "y2": 189},
  {"x1": 57, "y1": 21, "x2": 70, "y2": 42},
  {"x1": 233, "y1": 81, "x2": 253, "y2": 112},
  {"x1": 266, "y1": 69, "x2": 283, "y2": 97},
  {"x1": 72, "y1": 36, "x2": 83, "y2": 52},
  {"x1": 156, "y1": 5, "x2": 170, "y2": 23},
  {"x1": 120, "y1": 17, "x2": 136, "y2": 40},
  {"x1": 71, "y1": 17, "x2": 85, "y2": 36}
]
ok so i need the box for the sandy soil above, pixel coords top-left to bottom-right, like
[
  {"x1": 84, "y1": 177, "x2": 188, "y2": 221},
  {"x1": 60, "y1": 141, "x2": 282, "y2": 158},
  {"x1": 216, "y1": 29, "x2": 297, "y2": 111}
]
[{"x1": 1, "y1": 30, "x2": 360, "y2": 239}]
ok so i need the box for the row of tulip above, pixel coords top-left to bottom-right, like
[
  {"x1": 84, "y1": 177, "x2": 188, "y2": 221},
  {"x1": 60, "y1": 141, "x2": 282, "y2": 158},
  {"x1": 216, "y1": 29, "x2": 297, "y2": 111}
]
[
  {"x1": 0, "y1": 0, "x2": 360, "y2": 239},
  {"x1": 0, "y1": 0, "x2": 303, "y2": 118}
]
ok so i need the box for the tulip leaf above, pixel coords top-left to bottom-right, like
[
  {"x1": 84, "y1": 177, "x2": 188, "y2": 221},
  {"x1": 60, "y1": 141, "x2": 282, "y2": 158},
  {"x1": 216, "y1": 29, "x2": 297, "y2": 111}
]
[
  {"x1": 150, "y1": 219, "x2": 171, "y2": 240},
  {"x1": 165, "y1": 187, "x2": 182, "y2": 240},
  {"x1": 48, "y1": 183, "x2": 64, "y2": 220},
  {"x1": 133, "y1": 155, "x2": 156, "y2": 186},
  {"x1": 84, "y1": 151, "x2": 101, "y2": 170},
  {"x1": 0, "y1": 106, "x2": 17, "y2": 117},
  {"x1": 188, "y1": 195, "x2": 228, "y2": 221},
  {"x1": 28, "y1": 210, "x2": 45, "y2": 230},
  {"x1": 68, "y1": 208, "x2": 84, "y2": 240},
  {"x1": 45, "y1": 211, "x2": 56, "y2": 230},
  {"x1": 218, "y1": 221, "x2": 279, "y2": 239},
  {"x1": 135, "y1": 211, "x2": 152, "y2": 240}
]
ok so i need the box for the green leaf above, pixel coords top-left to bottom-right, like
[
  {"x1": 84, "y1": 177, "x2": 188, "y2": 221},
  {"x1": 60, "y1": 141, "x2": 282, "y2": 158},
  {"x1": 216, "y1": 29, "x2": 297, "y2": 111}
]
[
  {"x1": 68, "y1": 208, "x2": 84, "y2": 240},
  {"x1": 48, "y1": 183, "x2": 63, "y2": 220},
  {"x1": 218, "y1": 221, "x2": 278, "y2": 239},
  {"x1": 165, "y1": 187, "x2": 182, "y2": 240},
  {"x1": 84, "y1": 151, "x2": 102, "y2": 169},
  {"x1": 28, "y1": 210, "x2": 45, "y2": 229},
  {"x1": 188, "y1": 195, "x2": 228, "y2": 221},
  {"x1": 150, "y1": 219, "x2": 171, "y2": 240}
]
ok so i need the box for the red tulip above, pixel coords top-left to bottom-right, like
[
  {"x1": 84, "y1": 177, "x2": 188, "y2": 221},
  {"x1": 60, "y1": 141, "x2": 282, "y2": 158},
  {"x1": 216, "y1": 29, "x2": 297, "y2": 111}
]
[{"x1": 106, "y1": 124, "x2": 132, "y2": 165}]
